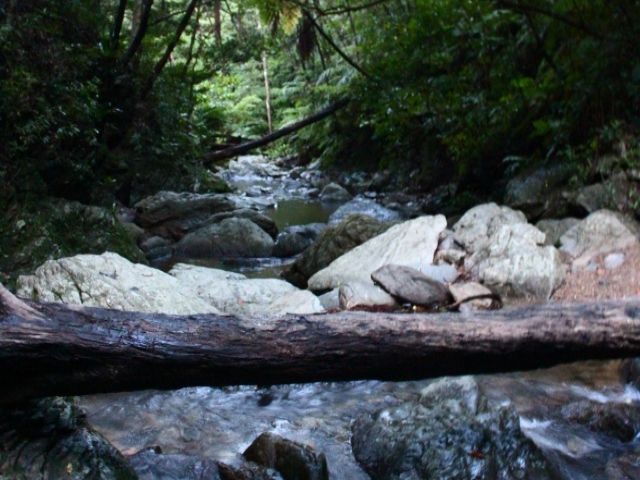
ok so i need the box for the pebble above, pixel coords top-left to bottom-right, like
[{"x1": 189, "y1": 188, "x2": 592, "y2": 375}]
[{"x1": 604, "y1": 252, "x2": 625, "y2": 270}]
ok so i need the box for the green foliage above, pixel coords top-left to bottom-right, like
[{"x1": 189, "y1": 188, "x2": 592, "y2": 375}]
[
  {"x1": 2, "y1": 0, "x2": 639, "y2": 209},
  {"x1": 296, "y1": 0, "x2": 640, "y2": 191}
]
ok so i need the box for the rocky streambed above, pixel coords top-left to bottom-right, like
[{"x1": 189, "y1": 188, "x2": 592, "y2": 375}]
[{"x1": 4, "y1": 155, "x2": 640, "y2": 479}]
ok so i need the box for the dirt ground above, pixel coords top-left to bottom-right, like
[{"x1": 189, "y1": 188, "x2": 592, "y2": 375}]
[{"x1": 552, "y1": 244, "x2": 640, "y2": 301}]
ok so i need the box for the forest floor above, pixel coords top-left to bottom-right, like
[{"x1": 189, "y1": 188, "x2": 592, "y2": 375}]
[{"x1": 553, "y1": 245, "x2": 640, "y2": 301}]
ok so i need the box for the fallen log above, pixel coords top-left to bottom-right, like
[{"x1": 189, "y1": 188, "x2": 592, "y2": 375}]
[
  {"x1": 1, "y1": 283, "x2": 640, "y2": 404},
  {"x1": 202, "y1": 98, "x2": 349, "y2": 164}
]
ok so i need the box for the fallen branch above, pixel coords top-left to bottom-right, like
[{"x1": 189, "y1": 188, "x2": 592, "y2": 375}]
[
  {"x1": 202, "y1": 98, "x2": 349, "y2": 164},
  {"x1": 1, "y1": 283, "x2": 640, "y2": 404}
]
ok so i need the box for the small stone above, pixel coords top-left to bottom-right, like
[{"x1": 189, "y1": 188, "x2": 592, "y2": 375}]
[
  {"x1": 338, "y1": 282, "x2": 397, "y2": 310},
  {"x1": 318, "y1": 288, "x2": 340, "y2": 310},
  {"x1": 449, "y1": 282, "x2": 494, "y2": 310},
  {"x1": 604, "y1": 252, "x2": 625, "y2": 270},
  {"x1": 371, "y1": 264, "x2": 451, "y2": 307}
]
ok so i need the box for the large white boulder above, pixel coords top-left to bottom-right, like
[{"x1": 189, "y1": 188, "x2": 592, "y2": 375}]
[
  {"x1": 453, "y1": 203, "x2": 527, "y2": 253},
  {"x1": 169, "y1": 263, "x2": 323, "y2": 316},
  {"x1": 466, "y1": 223, "x2": 565, "y2": 300},
  {"x1": 308, "y1": 215, "x2": 447, "y2": 291},
  {"x1": 16, "y1": 253, "x2": 324, "y2": 317},
  {"x1": 16, "y1": 252, "x2": 219, "y2": 315}
]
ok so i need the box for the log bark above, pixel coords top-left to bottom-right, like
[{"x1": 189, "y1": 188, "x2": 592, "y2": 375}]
[
  {"x1": 202, "y1": 98, "x2": 349, "y2": 164},
  {"x1": 1, "y1": 283, "x2": 640, "y2": 404}
]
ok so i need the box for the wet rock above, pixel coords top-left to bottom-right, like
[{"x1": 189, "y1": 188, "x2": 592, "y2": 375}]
[
  {"x1": 16, "y1": 252, "x2": 220, "y2": 314},
  {"x1": 319, "y1": 182, "x2": 352, "y2": 202},
  {"x1": 535, "y1": 218, "x2": 580, "y2": 247},
  {"x1": 170, "y1": 264, "x2": 324, "y2": 316},
  {"x1": 561, "y1": 400, "x2": 640, "y2": 442},
  {"x1": 129, "y1": 448, "x2": 223, "y2": 480},
  {"x1": 174, "y1": 218, "x2": 274, "y2": 259},
  {"x1": 339, "y1": 281, "x2": 398, "y2": 310},
  {"x1": 274, "y1": 224, "x2": 325, "y2": 258},
  {"x1": 282, "y1": 215, "x2": 390, "y2": 288},
  {"x1": 351, "y1": 376, "x2": 552, "y2": 480},
  {"x1": 0, "y1": 397, "x2": 136, "y2": 480},
  {"x1": 560, "y1": 210, "x2": 639, "y2": 268},
  {"x1": 466, "y1": 223, "x2": 565, "y2": 300},
  {"x1": 328, "y1": 197, "x2": 401, "y2": 224},
  {"x1": 138, "y1": 235, "x2": 173, "y2": 264},
  {"x1": 371, "y1": 265, "x2": 451, "y2": 307},
  {"x1": 308, "y1": 215, "x2": 446, "y2": 292},
  {"x1": 453, "y1": 203, "x2": 527, "y2": 253},
  {"x1": 0, "y1": 198, "x2": 145, "y2": 289},
  {"x1": 218, "y1": 462, "x2": 284, "y2": 479},
  {"x1": 449, "y1": 282, "x2": 494, "y2": 310},
  {"x1": 243, "y1": 433, "x2": 329, "y2": 480},
  {"x1": 134, "y1": 191, "x2": 237, "y2": 237},
  {"x1": 605, "y1": 452, "x2": 640, "y2": 480},
  {"x1": 504, "y1": 163, "x2": 575, "y2": 219}
]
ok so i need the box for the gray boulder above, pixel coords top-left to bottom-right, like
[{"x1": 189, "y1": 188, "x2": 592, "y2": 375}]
[
  {"x1": 453, "y1": 203, "x2": 527, "y2": 253},
  {"x1": 574, "y1": 173, "x2": 633, "y2": 213},
  {"x1": 559, "y1": 210, "x2": 639, "y2": 267},
  {"x1": 328, "y1": 197, "x2": 401, "y2": 224},
  {"x1": 308, "y1": 215, "x2": 447, "y2": 292},
  {"x1": 351, "y1": 377, "x2": 552, "y2": 480},
  {"x1": 174, "y1": 217, "x2": 274, "y2": 259},
  {"x1": 282, "y1": 214, "x2": 391, "y2": 288},
  {"x1": 535, "y1": 218, "x2": 580, "y2": 247},
  {"x1": 273, "y1": 223, "x2": 325, "y2": 258},
  {"x1": 134, "y1": 191, "x2": 237, "y2": 238},
  {"x1": 466, "y1": 223, "x2": 565, "y2": 300},
  {"x1": 371, "y1": 265, "x2": 451, "y2": 307},
  {"x1": 504, "y1": 163, "x2": 575, "y2": 219},
  {"x1": 139, "y1": 235, "x2": 173, "y2": 264},
  {"x1": 204, "y1": 208, "x2": 279, "y2": 239},
  {"x1": 319, "y1": 182, "x2": 352, "y2": 202},
  {"x1": 338, "y1": 281, "x2": 398, "y2": 310}
]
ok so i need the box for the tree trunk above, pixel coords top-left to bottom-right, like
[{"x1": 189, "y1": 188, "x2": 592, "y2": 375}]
[
  {"x1": 213, "y1": 0, "x2": 222, "y2": 45},
  {"x1": 203, "y1": 98, "x2": 349, "y2": 163},
  {"x1": 141, "y1": 0, "x2": 199, "y2": 99},
  {"x1": 1, "y1": 284, "x2": 640, "y2": 404},
  {"x1": 119, "y1": 0, "x2": 154, "y2": 69},
  {"x1": 262, "y1": 50, "x2": 273, "y2": 133}
]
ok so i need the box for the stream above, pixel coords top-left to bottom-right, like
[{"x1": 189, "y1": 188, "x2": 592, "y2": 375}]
[{"x1": 79, "y1": 156, "x2": 640, "y2": 479}]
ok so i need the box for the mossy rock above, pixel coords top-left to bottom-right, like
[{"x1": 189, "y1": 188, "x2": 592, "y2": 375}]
[
  {"x1": 0, "y1": 397, "x2": 137, "y2": 479},
  {"x1": 0, "y1": 198, "x2": 146, "y2": 290}
]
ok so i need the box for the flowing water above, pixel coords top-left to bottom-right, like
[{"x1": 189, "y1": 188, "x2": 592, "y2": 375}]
[{"x1": 79, "y1": 156, "x2": 640, "y2": 478}]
